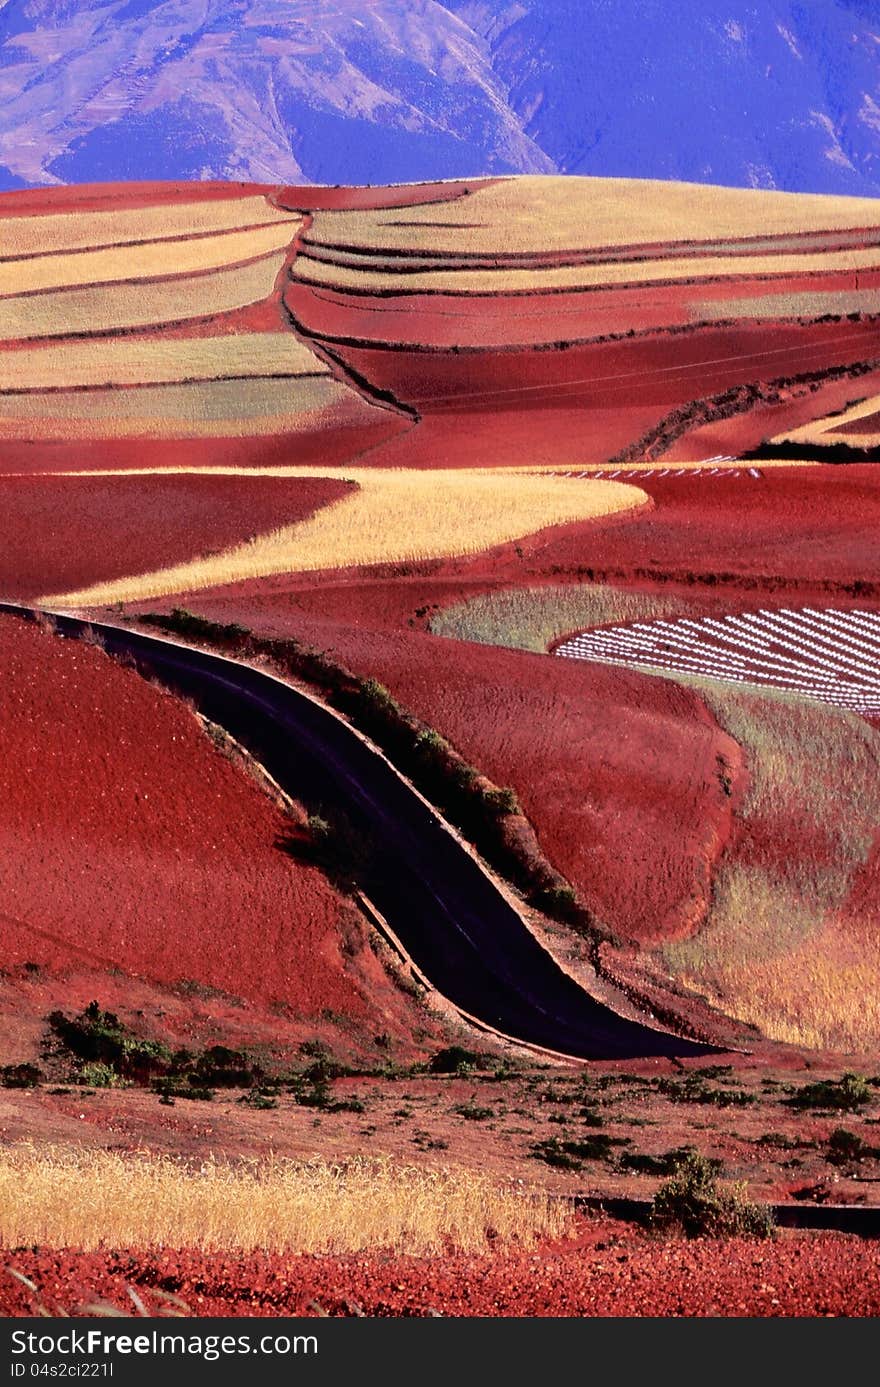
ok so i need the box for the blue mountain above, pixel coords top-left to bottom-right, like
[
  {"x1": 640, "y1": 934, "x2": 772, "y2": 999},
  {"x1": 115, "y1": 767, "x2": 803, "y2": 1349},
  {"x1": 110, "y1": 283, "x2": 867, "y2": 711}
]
[{"x1": 0, "y1": 0, "x2": 878, "y2": 194}]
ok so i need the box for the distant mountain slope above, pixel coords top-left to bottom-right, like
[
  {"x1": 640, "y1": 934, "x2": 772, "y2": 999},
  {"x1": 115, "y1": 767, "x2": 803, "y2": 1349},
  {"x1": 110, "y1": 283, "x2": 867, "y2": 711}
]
[{"x1": 0, "y1": 0, "x2": 878, "y2": 194}]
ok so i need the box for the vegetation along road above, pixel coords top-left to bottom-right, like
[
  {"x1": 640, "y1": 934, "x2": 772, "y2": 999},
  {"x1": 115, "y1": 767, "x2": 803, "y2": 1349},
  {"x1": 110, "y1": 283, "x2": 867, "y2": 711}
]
[{"x1": 2, "y1": 602, "x2": 712, "y2": 1061}]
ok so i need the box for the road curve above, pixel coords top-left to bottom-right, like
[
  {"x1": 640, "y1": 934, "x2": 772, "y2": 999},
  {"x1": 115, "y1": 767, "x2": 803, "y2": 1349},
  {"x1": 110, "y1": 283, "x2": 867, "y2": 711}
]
[{"x1": 1, "y1": 602, "x2": 713, "y2": 1060}]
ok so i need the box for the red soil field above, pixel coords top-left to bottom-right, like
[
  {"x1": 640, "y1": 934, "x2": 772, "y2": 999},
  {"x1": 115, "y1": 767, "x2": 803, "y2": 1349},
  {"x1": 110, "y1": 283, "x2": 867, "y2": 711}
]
[
  {"x1": 0, "y1": 411, "x2": 411, "y2": 475},
  {"x1": 525, "y1": 465, "x2": 880, "y2": 590},
  {"x1": 287, "y1": 265, "x2": 880, "y2": 350},
  {"x1": 830, "y1": 410, "x2": 880, "y2": 434},
  {"x1": 0, "y1": 181, "x2": 270, "y2": 218},
  {"x1": 324, "y1": 318, "x2": 880, "y2": 420},
  {"x1": 0, "y1": 474, "x2": 353, "y2": 600},
  {"x1": 351, "y1": 407, "x2": 662, "y2": 469},
  {"x1": 667, "y1": 366, "x2": 880, "y2": 460},
  {"x1": 173, "y1": 590, "x2": 738, "y2": 947},
  {"x1": 276, "y1": 180, "x2": 489, "y2": 213},
  {"x1": 0, "y1": 614, "x2": 416, "y2": 1031},
  {"x1": 4, "y1": 1219, "x2": 879, "y2": 1317}
]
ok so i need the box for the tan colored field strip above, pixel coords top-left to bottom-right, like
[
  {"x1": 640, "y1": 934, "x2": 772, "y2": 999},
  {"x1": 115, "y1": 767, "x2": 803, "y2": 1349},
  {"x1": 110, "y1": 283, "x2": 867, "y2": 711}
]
[
  {"x1": 0, "y1": 195, "x2": 294, "y2": 258},
  {"x1": 0, "y1": 223, "x2": 296, "y2": 298},
  {"x1": 0, "y1": 377, "x2": 352, "y2": 438},
  {"x1": 0, "y1": 333, "x2": 326, "y2": 391},
  {"x1": 0, "y1": 256, "x2": 285, "y2": 342},
  {"x1": 772, "y1": 392, "x2": 880, "y2": 445},
  {"x1": 0, "y1": 255, "x2": 284, "y2": 340},
  {"x1": 305, "y1": 175, "x2": 880, "y2": 256},
  {"x1": 294, "y1": 244, "x2": 880, "y2": 295},
  {"x1": 0, "y1": 1148, "x2": 566, "y2": 1256},
  {"x1": 696, "y1": 287, "x2": 880, "y2": 321},
  {"x1": 42, "y1": 467, "x2": 646, "y2": 605}
]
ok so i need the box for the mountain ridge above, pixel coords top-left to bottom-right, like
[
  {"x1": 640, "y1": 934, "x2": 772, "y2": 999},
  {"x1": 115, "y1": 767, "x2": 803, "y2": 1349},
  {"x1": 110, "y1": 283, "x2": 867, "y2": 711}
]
[{"x1": 0, "y1": 0, "x2": 878, "y2": 194}]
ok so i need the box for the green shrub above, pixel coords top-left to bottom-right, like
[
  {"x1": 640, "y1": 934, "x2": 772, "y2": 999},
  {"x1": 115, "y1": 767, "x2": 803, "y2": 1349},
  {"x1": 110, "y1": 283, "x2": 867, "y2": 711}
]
[
  {"x1": 656, "y1": 1075, "x2": 756, "y2": 1107},
  {"x1": 650, "y1": 1153, "x2": 775, "y2": 1238},
  {"x1": 786, "y1": 1073, "x2": 873, "y2": 1112},
  {"x1": 428, "y1": 1046, "x2": 486, "y2": 1076},
  {"x1": 531, "y1": 1134, "x2": 630, "y2": 1171},
  {"x1": 452, "y1": 1101, "x2": 494, "y2": 1121},
  {"x1": 49, "y1": 1002, "x2": 171, "y2": 1080},
  {"x1": 152, "y1": 1077, "x2": 215, "y2": 1102},
  {"x1": 620, "y1": 1146, "x2": 710, "y2": 1177},
  {"x1": 825, "y1": 1127, "x2": 874, "y2": 1165},
  {"x1": 1, "y1": 1063, "x2": 42, "y2": 1089},
  {"x1": 78, "y1": 1062, "x2": 122, "y2": 1089}
]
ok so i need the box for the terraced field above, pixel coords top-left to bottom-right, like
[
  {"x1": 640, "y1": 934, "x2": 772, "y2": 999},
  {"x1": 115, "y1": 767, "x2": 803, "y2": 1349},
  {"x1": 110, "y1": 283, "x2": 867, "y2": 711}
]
[
  {"x1": 0, "y1": 183, "x2": 404, "y2": 449},
  {"x1": 286, "y1": 175, "x2": 880, "y2": 461}
]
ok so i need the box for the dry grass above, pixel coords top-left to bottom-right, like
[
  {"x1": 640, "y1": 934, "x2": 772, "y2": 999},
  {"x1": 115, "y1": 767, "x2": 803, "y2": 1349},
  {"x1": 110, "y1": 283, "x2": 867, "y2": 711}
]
[
  {"x1": 1, "y1": 223, "x2": 295, "y2": 297},
  {"x1": 42, "y1": 468, "x2": 645, "y2": 605},
  {"x1": 0, "y1": 377, "x2": 353, "y2": 438},
  {"x1": 0, "y1": 1146, "x2": 567, "y2": 1256},
  {"x1": 305, "y1": 176, "x2": 880, "y2": 255},
  {"x1": 0, "y1": 256, "x2": 286, "y2": 342},
  {"x1": 295, "y1": 244, "x2": 880, "y2": 295},
  {"x1": 431, "y1": 583, "x2": 691, "y2": 652},
  {"x1": 661, "y1": 682, "x2": 880, "y2": 1051},
  {"x1": 0, "y1": 334, "x2": 326, "y2": 391},
  {"x1": 0, "y1": 194, "x2": 293, "y2": 258}
]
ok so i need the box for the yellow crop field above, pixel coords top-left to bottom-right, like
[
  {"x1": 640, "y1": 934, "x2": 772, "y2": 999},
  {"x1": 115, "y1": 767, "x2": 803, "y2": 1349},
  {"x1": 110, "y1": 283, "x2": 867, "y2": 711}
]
[
  {"x1": 695, "y1": 286, "x2": 880, "y2": 321},
  {"x1": 42, "y1": 467, "x2": 646, "y2": 605},
  {"x1": 305, "y1": 175, "x2": 880, "y2": 256},
  {"x1": 295, "y1": 243, "x2": 880, "y2": 295},
  {"x1": 0, "y1": 377, "x2": 353, "y2": 438},
  {"x1": 0, "y1": 194, "x2": 294, "y2": 258},
  {"x1": 772, "y1": 392, "x2": 880, "y2": 446},
  {"x1": 0, "y1": 255, "x2": 285, "y2": 341},
  {"x1": 0, "y1": 1148, "x2": 567, "y2": 1256},
  {"x1": 0, "y1": 333, "x2": 326, "y2": 391},
  {"x1": 0, "y1": 222, "x2": 296, "y2": 297}
]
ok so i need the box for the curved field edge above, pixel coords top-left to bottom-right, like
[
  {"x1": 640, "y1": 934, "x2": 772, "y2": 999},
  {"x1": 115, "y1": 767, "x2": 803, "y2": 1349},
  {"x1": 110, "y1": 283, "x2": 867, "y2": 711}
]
[
  {"x1": 430, "y1": 583, "x2": 880, "y2": 1051},
  {"x1": 40, "y1": 471, "x2": 647, "y2": 607}
]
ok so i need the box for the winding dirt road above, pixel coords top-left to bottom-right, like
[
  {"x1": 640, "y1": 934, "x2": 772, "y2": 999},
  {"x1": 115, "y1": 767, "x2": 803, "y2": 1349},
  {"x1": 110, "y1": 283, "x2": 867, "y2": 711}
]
[{"x1": 2, "y1": 602, "x2": 712, "y2": 1060}]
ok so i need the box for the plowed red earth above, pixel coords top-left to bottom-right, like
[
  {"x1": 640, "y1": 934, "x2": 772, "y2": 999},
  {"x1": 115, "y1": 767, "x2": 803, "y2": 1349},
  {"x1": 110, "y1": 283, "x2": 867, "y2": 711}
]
[
  {"x1": 287, "y1": 266, "x2": 880, "y2": 349},
  {"x1": 0, "y1": 475, "x2": 352, "y2": 600},
  {"x1": 0, "y1": 614, "x2": 410, "y2": 1026},
  {"x1": 0, "y1": 413, "x2": 409, "y2": 475},
  {"x1": 277, "y1": 180, "x2": 488, "y2": 212},
  {"x1": 667, "y1": 367, "x2": 880, "y2": 460},
  {"x1": 324, "y1": 318, "x2": 880, "y2": 421},
  {"x1": 831, "y1": 410, "x2": 880, "y2": 434},
  {"x1": 0, "y1": 181, "x2": 269, "y2": 217},
  {"x1": 3, "y1": 1220, "x2": 879, "y2": 1317},
  {"x1": 171, "y1": 586, "x2": 736, "y2": 947},
  {"x1": 528, "y1": 465, "x2": 880, "y2": 589}
]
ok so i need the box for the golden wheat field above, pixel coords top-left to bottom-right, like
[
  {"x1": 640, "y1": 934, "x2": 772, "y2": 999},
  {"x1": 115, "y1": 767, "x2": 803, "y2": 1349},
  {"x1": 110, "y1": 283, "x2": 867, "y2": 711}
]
[
  {"x1": 1, "y1": 222, "x2": 295, "y2": 297},
  {"x1": 0, "y1": 256, "x2": 288, "y2": 340},
  {"x1": 0, "y1": 334, "x2": 326, "y2": 391},
  {"x1": 304, "y1": 175, "x2": 880, "y2": 256},
  {"x1": 41, "y1": 467, "x2": 646, "y2": 605},
  {"x1": 0, "y1": 377, "x2": 360, "y2": 438},
  {"x1": 295, "y1": 243, "x2": 880, "y2": 295},
  {"x1": 0, "y1": 193, "x2": 293, "y2": 257},
  {"x1": 0, "y1": 1147, "x2": 567, "y2": 1256}
]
